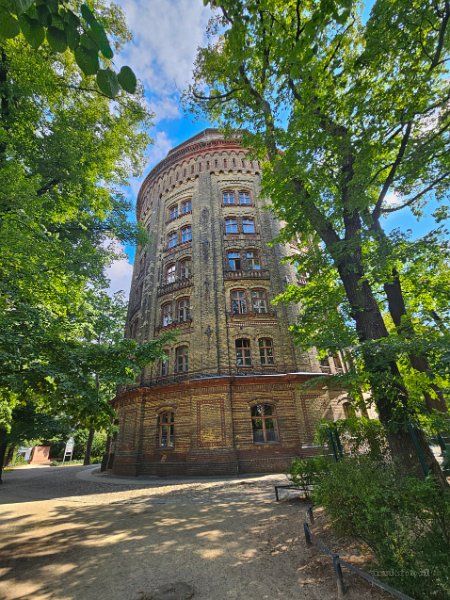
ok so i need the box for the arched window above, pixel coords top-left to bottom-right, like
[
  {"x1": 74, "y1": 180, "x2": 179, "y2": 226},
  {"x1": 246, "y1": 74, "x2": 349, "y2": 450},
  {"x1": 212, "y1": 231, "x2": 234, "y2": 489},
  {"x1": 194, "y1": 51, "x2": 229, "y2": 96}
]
[
  {"x1": 177, "y1": 297, "x2": 191, "y2": 322},
  {"x1": 251, "y1": 289, "x2": 268, "y2": 313},
  {"x1": 168, "y1": 204, "x2": 178, "y2": 221},
  {"x1": 165, "y1": 263, "x2": 176, "y2": 284},
  {"x1": 259, "y1": 338, "x2": 274, "y2": 365},
  {"x1": 162, "y1": 303, "x2": 173, "y2": 327},
  {"x1": 242, "y1": 218, "x2": 255, "y2": 234},
  {"x1": 228, "y1": 251, "x2": 241, "y2": 270},
  {"x1": 181, "y1": 199, "x2": 192, "y2": 214},
  {"x1": 251, "y1": 404, "x2": 278, "y2": 443},
  {"x1": 223, "y1": 190, "x2": 235, "y2": 205},
  {"x1": 175, "y1": 346, "x2": 189, "y2": 372},
  {"x1": 160, "y1": 351, "x2": 169, "y2": 376},
  {"x1": 236, "y1": 338, "x2": 251, "y2": 367},
  {"x1": 231, "y1": 290, "x2": 247, "y2": 315},
  {"x1": 239, "y1": 191, "x2": 251, "y2": 205},
  {"x1": 168, "y1": 231, "x2": 177, "y2": 249},
  {"x1": 180, "y1": 258, "x2": 192, "y2": 279},
  {"x1": 246, "y1": 250, "x2": 261, "y2": 270},
  {"x1": 158, "y1": 411, "x2": 175, "y2": 447},
  {"x1": 225, "y1": 217, "x2": 238, "y2": 234},
  {"x1": 181, "y1": 226, "x2": 192, "y2": 243}
]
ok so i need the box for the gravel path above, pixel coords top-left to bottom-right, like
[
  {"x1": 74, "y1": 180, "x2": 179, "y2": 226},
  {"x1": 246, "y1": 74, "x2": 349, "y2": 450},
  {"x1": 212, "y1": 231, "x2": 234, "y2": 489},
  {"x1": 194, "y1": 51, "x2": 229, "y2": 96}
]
[{"x1": 0, "y1": 466, "x2": 388, "y2": 600}]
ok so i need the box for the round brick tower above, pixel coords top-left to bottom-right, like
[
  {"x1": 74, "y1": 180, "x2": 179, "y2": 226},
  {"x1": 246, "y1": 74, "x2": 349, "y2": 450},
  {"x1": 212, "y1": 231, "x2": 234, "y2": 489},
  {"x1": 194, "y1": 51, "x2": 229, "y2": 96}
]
[{"x1": 112, "y1": 129, "x2": 347, "y2": 476}]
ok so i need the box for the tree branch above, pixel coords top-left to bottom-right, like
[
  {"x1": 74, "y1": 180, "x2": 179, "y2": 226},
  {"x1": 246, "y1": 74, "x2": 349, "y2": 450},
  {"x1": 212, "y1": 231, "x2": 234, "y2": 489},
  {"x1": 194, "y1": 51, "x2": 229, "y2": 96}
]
[
  {"x1": 37, "y1": 178, "x2": 59, "y2": 196},
  {"x1": 430, "y1": 0, "x2": 450, "y2": 70},
  {"x1": 372, "y1": 122, "x2": 412, "y2": 221},
  {"x1": 381, "y1": 170, "x2": 450, "y2": 213},
  {"x1": 192, "y1": 87, "x2": 242, "y2": 101}
]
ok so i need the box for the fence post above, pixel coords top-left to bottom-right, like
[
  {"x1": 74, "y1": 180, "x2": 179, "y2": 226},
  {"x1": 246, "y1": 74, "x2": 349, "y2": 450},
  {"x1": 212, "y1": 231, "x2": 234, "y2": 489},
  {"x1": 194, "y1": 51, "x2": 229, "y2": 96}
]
[
  {"x1": 333, "y1": 554, "x2": 345, "y2": 598},
  {"x1": 307, "y1": 504, "x2": 315, "y2": 524},
  {"x1": 407, "y1": 423, "x2": 429, "y2": 477},
  {"x1": 303, "y1": 522, "x2": 312, "y2": 547},
  {"x1": 328, "y1": 429, "x2": 339, "y2": 462}
]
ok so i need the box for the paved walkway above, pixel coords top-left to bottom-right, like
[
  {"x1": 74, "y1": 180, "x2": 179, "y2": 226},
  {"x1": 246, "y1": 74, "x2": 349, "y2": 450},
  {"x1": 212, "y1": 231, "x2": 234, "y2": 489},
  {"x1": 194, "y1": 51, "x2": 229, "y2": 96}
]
[{"x1": 0, "y1": 466, "x2": 387, "y2": 600}]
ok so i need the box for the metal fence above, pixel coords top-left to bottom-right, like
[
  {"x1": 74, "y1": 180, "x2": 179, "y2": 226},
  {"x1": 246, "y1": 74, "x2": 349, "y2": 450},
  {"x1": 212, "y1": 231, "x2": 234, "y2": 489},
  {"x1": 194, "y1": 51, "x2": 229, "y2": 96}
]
[{"x1": 302, "y1": 506, "x2": 415, "y2": 600}]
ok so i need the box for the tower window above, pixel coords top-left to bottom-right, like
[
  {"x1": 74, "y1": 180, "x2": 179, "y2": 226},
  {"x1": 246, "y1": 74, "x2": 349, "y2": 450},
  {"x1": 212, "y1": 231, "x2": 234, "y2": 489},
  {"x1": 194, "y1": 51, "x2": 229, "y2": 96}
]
[
  {"x1": 242, "y1": 218, "x2": 255, "y2": 234},
  {"x1": 223, "y1": 191, "x2": 235, "y2": 205},
  {"x1": 228, "y1": 251, "x2": 241, "y2": 271},
  {"x1": 165, "y1": 263, "x2": 176, "y2": 284},
  {"x1": 158, "y1": 411, "x2": 175, "y2": 447},
  {"x1": 225, "y1": 218, "x2": 238, "y2": 234},
  {"x1": 259, "y1": 338, "x2": 274, "y2": 365},
  {"x1": 181, "y1": 199, "x2": 192, "y2": 214},
  {"x1": 251, "y1": 289, "x2": 268, "y2": 313},
  {"x1": 231, "y1": 290, "x2": 247, "y2": 315},
  {"x1": 236, "y1": 338, "x2": 251, "y2": 367},
  {"x1": 169, "y1": 204, "x2": 178, "y2": 221},
  {"x1": 180, "y1": 258, "x2": 192, "y2": 279},
  {"x1": 168, "y1": 231, "x2": 177, "y2": 249},
  {"x1": 177, "y1": 297, "x2": 191, "y2": 322},
  {"x1": 246, "y1": 250, "x2": 261, "y2": 270},
  {"x1": 181, "y1": 226, "x2": 192, "y2": 243},
  {"x1": 251, "y1": 404, "x2": 278, "y2": 443},
  {"x1": 160, "y1": 354, "x2": 169, "y2": 376},
  {"x1": 162, "y1": 303, "x2": 173, "y2": 327},
  {"x1": 239, "y1": 191, "x2": 251, "y2": 205},
  {"x1": 175, "y1": 346, "x2": 189, "y2": 372}
]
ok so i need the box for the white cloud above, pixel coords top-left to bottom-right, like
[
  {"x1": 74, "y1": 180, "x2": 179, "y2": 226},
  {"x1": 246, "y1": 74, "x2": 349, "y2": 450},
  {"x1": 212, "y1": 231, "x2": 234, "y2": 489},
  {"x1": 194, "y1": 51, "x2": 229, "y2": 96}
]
[
  {"x1": 103, "y1": 239, "x2": 134, "y2": 297},
  {"x1": 146, "y1": 130, "x2": 174, "y2": 168},
  {"x1": 383, "y1": 191, "x2": 401, "y2": 207},
  {"x1": 117, "y1": 0, "x2": 212, "y2": 122}
]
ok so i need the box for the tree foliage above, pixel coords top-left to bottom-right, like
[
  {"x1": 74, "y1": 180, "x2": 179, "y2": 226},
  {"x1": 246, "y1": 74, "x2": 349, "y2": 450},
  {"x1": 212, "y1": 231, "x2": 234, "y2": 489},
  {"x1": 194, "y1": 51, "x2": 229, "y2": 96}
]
[
  {"x1": 0, "y1": 0, "x2": 137, "y2": 97},
  {"x1": 0, "y1": 1, "x2": 165, "y2": 477},
  {"x1": 189, "y1": 0, "x2": 450, "y2": 480}
]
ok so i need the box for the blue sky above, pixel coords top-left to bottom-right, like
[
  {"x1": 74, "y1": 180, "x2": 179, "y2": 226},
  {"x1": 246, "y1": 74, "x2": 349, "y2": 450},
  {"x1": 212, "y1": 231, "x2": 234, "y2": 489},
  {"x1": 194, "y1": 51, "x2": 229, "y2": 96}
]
[{"x1": 105, "y1": 0, "x2": 448, "y2": 295}]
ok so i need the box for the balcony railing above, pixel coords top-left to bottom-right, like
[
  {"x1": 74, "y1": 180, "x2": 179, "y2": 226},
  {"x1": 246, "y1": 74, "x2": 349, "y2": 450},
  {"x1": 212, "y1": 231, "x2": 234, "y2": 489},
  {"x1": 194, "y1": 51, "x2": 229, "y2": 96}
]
[
  {"x1": 226, "y1": 309, "x2": 277, "y2": 319},
  {"x1": 224, "y1": 268, "x2": 270, "y2": 280},
  {"x1": 155, "y1": 318, "x2": 193, "y2": 333},
  {"x1": 157, "y1": 275, "x2": 193, "y2": 297}
]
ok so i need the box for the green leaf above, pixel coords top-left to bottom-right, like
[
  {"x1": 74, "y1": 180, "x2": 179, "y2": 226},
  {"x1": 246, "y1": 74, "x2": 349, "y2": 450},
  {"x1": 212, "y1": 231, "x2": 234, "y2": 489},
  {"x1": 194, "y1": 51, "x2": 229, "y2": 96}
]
[
  {"x1": 74, "y1": 45, "x2": 99, "y2": 76},
  {"x1": 0, "y1": 12, "x2": 20, "y2": 39},
  {"x1": 64, "y1": 9, "x2": 80, "y2": 29},
  {"x1": 96, "y1": 68, "x2": 119, "y2": 98},
  {"x1": 36, "y1": 4, "x2": 51, "y2": 26},
  {"x1": 45, "y1": 0, "x2": 58, "y2": 13},
  {"x1": 117, "y1": 66, "x2": 137, "y2": 94},
  {"x1": 47, "y1": 25, "x2": 67, "y2": 52},
  {"x1": 65, "y1": 24, "x2": 80, "y2": 50},
  {"x1": 89, "y1": 21, "x2": 113, "y2": 59},
  {"x1": 18, "y1": 15, "x2": 44, "y2": 48},
  {"x1": 12, "y1": 0, "x2": 33, "y2": 15},
  {"x1": 79, "y1": 32, "x2": 98, "y2": 51},
  {"x1": 80, "y1": 3, "x2": 95, "y2": 25},
  {"x1": 50, "y1": 12, "x2": 64, "y2": 29}
]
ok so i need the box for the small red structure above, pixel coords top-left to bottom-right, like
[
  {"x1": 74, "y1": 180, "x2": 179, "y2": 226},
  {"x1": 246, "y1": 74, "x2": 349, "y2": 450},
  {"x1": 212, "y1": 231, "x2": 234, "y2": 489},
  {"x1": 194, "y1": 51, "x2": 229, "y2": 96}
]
[{"x1": 29, "y1": 446, "x2": 51, "y2": 464}]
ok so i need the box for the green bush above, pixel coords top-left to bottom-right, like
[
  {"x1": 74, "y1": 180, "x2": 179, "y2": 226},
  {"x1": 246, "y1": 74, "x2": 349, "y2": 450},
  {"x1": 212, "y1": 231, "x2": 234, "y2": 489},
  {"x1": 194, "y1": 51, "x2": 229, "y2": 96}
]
[
  {"x1": 315, "y1": 416, "x2": 386, "y2": 460},
  {"x1": 313, "y1": 455, "x2": 450, "y2": 599},
  {"x1": 288, "y1": 456, "x2": 331, "y2": 499}
]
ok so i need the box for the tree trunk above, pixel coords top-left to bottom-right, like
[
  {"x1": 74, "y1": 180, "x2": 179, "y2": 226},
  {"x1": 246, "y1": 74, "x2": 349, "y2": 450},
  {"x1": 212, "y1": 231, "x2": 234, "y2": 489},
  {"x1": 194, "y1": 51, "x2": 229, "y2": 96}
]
[
  {"x1": 100, "y1": 433, "x2": 112, "y2": 472},
  {"x1": 0, "y1": 427, "x2": 8, "y2": 483},
  {"x1": 383, "y1": 267, "x2": 447, "y2": 412},
  {"x1": 83, "y1": 428, "x2": 95, "y2": 466},
  {"x1": 5, "y1": 444, "x2": 15, "y2": 466},
  {"x1": 336, "y1": 256, "x2": 447, "y2": 486},
  {"x1": 371, "y1": 220, "x2": 447, "y2": 413}
]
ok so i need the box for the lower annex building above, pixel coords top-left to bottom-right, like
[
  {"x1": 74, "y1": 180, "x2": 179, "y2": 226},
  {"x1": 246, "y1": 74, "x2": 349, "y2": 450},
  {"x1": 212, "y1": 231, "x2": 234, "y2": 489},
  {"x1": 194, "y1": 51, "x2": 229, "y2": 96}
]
[{"x1": 112, "y1": 130, "x2": 348, "y2": 476}]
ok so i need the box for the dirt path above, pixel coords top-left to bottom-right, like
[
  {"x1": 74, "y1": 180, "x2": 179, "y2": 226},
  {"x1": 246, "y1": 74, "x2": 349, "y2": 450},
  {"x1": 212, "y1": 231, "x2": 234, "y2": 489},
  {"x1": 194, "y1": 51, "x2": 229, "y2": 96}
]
[{"x1": 0, "y1": 466, "x2": 388, "y2": 600}]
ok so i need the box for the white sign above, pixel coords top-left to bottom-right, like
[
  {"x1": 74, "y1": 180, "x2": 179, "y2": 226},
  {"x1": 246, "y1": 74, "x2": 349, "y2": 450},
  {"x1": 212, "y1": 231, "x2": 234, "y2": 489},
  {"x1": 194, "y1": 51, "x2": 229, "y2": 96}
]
[{"x1": 62, "y1": 437, "x2": 75, "y2": 463}]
